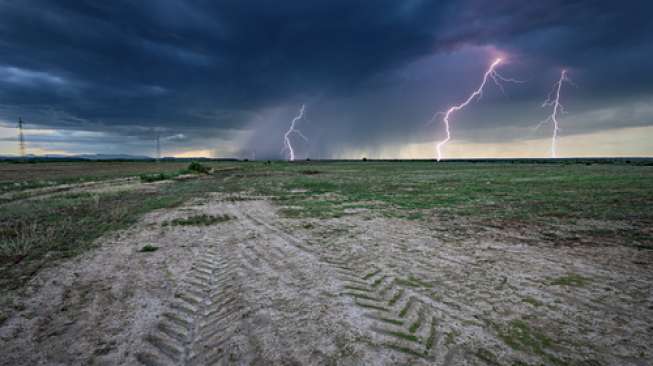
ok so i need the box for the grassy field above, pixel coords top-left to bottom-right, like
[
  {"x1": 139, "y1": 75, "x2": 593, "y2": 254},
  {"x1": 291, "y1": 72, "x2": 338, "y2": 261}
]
[
  {"x1": 0, "y1": 162, "x2": 237, "y2": 290},
  {"x1": 0, "y1": 160, "x2": 236, "y2": 193},
  {"x1": 1, "y1": 160, "x2": 651, "y2": 291},
  {"x1": 225, "y1": 161, "x2": 653, "y2": 246}
]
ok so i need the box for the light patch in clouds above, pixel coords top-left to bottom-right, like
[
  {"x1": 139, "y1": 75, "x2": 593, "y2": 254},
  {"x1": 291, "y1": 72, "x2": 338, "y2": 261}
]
[
  {"x1": 162, "y1": 133, "x2": 186, "y2": 141},
  {"x1": 0, "y1": 66, "x2": 66, "y2": 86}
]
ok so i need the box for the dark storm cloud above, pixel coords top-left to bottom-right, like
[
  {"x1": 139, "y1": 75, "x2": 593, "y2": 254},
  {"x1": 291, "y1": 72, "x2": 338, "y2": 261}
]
[{"x1": 0, "y1": 0, "x2": 651, "y2": 157}]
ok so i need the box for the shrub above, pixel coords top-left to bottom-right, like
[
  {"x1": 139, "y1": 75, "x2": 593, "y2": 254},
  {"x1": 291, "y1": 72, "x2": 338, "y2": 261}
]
[
  {"x1": 163, "y1": 214, "x2": 233, "y2": 226},
  {"x1": 140, "y1": 172, "x2": 173, "y2": 182},
  {"x1": 139, "y1": 244, "x2": 159, "y2": 252},
  {"x1": 188, "y1": 161, "x2": 210, "y2": 174}
]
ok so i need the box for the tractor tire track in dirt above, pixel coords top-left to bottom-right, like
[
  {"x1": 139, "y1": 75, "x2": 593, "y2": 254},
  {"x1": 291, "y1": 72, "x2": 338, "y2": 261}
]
[
  {"x1": 136, "y1": 196, "x2": 361, "y2": 365},
  {"x1": 233, "y1": 200, "x2": 478, "y2": 365},
  {"x1": 137, "y1": 248, "x2": 247, "y2": 366},
  {"x1": 4, "y1": 185, "x2": 651, "y2": 365},
  {"x1": 131, "y1": 195, "x2": 652, "y2": 365}
]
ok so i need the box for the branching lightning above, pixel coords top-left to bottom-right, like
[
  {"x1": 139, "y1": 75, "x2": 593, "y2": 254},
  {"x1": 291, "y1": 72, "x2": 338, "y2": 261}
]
[
  {"x1": 434, "y1": 58, "x2": 520, "y2": 162},
  {"x1": 540, "y1": 70, "x2": 571, "y2": 158},
  {"x1": 283, "y1": 104, "x2": 307, "y2": 161}
]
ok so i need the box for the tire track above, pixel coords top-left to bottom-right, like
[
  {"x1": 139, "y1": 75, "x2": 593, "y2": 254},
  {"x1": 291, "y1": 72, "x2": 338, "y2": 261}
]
[
  {"x1": 232, "y1": 202, "x2": 476, "y2": 365},
  {"x1": 338, "y1": 266, "x2": 469, "y2": 364},
  {"x1": 136, "y1": 248, "x2": 248, "y2": 366}
]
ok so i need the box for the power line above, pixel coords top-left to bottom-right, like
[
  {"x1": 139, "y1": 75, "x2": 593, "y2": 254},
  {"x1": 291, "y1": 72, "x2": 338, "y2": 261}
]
[{"x1": 18, "y1": 117, "x2": 26, "y2": 157}]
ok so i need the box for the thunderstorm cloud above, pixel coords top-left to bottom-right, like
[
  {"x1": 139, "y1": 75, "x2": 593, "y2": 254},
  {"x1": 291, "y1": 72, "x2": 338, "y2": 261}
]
[{"x1": 0, "y1": 0, "x2": 651, "y2": 158}]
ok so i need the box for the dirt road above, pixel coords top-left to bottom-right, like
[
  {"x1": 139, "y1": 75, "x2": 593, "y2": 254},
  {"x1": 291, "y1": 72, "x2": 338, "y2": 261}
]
[{"x1": 2, "y1": 193, "x2": 651, "y2": 365}]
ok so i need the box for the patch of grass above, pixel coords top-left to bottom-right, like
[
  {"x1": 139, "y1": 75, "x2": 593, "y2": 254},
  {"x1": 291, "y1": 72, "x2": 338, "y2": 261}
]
[
  {"x1": 445, "y1": 329, "x2": 460, "y2": 346},
  {"x1": 164, "y1": 214, "x2": 234, "y2": 226},
  {"x1": 550, "y1": 273, "x2": 590, "y2": 287},
  {"x1": 139, "y1": 244, "x2": 159, "y2": 252},
  {"x1": 363, "y1": 269, "x2": 381, "y2": 280},
  {"x1": 0, "y1": 172, "x2": 231, "y2": 291},
  {"x1": 343, "y1": 285, "x2": 371, "y2": 293},
  {"x1": 381, "y1": 329, "x2": 420, "y2": 343},
  {"x1": 399, "y1": 298, "x2": 414, "y2": 317},
  {"x1": 139, "y1": 162, "x2": 212, "y2": 182},
  {"x1": 342, "y1": 292, "x2": 380, "y2": 301},
  {"x1": 140, "y1": 172, "x2": 178, "y2": 182},
  {"x1": 0, "y1": 191, "x2": 181, "y2": 289},
  {"x1": 396, "y1": 275, "x2": 432, "y2": 288},
  {"x1": 388, "y1": 289, "x2": 404, "y2": 306},
  {"x1": 279, "y1": 202, "x2": 344, "y2": 219},
  {"x1": 372, "y1": 316, "x2": 404, "y2": 326},
  {"x1": 355, "y1": 302, "x2": 390, "y2": 312},
  {"x1": 372, "y1": 276, "x2": 387, "y2": 288},
  {"x1": 495, "y1": 319, "x2": 562, "y2": 364},
  {"x1": 425, "y1": 317, "x2": 438, "y2": 350},
  {"x1": 409, "y1": 317, "x2": 422, "y2": 333},
  {"x1": 522, "y1": 297, "x2": 543, "y2": 307},
  {"x1": 300, "y1": 170, "x2": 321, "y2": 175},
  {"x1": 475, "y1": 348, "x2": 501, "y2": 365}
]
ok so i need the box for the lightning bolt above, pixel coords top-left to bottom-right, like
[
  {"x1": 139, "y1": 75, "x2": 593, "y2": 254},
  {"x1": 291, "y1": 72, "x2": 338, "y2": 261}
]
[
  {"x1": 434, "y1": 58, "x2": 520, "y2": 162},
  {"x1": 283, "y1": 104, "x2": 307, "y2": 161},
  {"x1": 540, "y1": 70, "x2": 571, "y2": 158}
]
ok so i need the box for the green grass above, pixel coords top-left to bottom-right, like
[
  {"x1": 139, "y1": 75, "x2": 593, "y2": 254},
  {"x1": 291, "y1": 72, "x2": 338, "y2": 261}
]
[
  {"x1": 0, "y1": 172, "x2": 229, "y2": 291},
  {"x1": 495, "y1": 319, "x2": 563, "y2": 365},
  {"x1": 388, "y1": 289, "x2": 404, "y2": 306},
  {"x1": 382, "y1": 329, "x2": 420, "y2": 343},
  {"x1": 497, "y1": 319, "x2": 552, "y2": 353},
  {"x1": 522, "y1": 297, "x2": 543, "y2": 307},
  {"x1": 549, "y1": 273, "x2": 590, "y2": 287},
  {"x1": 140, "y1": 162, "x2": 212, "y2": 182},
  {"x1": 409, "y1": 317, "x2": 422, "y2": 333},
  {"x1": 445, "y1": 329, "x2": 459, "y2": 346},
  {"x1": 187, "y1": 161, "x2": 211, "y2": 174},
  {"x1": 140, "y1": 172, "x2": 180, "y2": 182},
  {"x1": 218, "y1": 161, "x2": 652, "y2": 248},
  {"x1": 164, "y1": 214, "x2": 233, "y2": 226}
]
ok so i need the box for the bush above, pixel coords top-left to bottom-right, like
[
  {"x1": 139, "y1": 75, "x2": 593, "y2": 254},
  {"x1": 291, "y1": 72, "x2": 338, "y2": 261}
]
[
  {"x1": 163, "y1": 214, "x2": 233, "y2": 226},
  {"x1": 188, "y1": 161, "x2": 210, "y2": 174},
  {"x1": 301, "y1": 170, "x2": 320, "y2": 175},
  {"x1": 140, "y1": 172, "x2": 173, "y2": 182},
  {"x1": 139, "y1": 244, "x2": 159, "y2": 252}
]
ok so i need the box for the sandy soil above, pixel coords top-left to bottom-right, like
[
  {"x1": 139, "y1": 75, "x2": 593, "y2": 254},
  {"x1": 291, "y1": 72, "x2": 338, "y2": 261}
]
[{"x1": 1, "y1": 193, "x2": 652, "y2": 365}]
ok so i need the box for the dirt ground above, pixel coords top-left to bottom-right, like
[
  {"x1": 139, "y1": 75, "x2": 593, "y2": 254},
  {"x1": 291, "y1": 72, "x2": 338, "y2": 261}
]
[{"x1": 1, "y1": 187, "x2": 651, "y2": 366}]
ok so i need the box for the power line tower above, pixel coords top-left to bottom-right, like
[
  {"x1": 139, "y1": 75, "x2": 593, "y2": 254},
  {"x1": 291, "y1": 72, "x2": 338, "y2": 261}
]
[
  {"x1": 18, "y1": 117, "x2": 26, "y2": 157},
  {"x1": 156, "y1": 133, "x2": 161, "y2": 162}
]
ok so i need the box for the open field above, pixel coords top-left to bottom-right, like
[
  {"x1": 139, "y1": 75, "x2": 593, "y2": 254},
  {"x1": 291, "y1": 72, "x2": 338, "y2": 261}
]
[
  {"x1": 0, "y1": 161, "x2": 240, "y2": 193},
  {"x1": 1, "y1": 160, "x2": 652, "y2": 365}
]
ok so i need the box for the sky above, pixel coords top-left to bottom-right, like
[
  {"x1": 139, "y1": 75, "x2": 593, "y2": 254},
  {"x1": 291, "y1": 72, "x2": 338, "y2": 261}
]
[{"x1": 0, "y1": 0, "x2": 651, "y2": 159}]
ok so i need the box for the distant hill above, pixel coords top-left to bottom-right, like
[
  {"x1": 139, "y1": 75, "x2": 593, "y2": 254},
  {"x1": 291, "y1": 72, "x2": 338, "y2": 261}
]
[
  {"x1": 75, "y1": 154, "x2": 153, "y2": 160},
  {"x1": 0, "y1": 153, "x2": 239, "y2": 162},
  {"x1": 0, "y1": 153, "x2": 150, "y2": 161}
]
